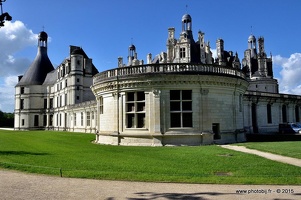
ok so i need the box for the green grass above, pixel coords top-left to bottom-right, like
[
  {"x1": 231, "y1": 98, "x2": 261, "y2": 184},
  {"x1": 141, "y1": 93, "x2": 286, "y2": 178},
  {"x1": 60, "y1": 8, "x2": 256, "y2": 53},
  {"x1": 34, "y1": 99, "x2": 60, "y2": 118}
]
[
  {"x1": 237, "y1": 141, "x2": 301, "y2": 159},
  {"x1": 0, "y1": 130, "x2": 301, "y2": 185}
]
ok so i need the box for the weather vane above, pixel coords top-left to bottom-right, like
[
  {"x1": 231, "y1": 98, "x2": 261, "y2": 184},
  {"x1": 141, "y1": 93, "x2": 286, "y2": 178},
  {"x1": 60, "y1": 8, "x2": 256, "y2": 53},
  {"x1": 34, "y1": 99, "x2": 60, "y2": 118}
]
[{"x1": 0, "y1": 0, "x2": 12, "y2": 28}]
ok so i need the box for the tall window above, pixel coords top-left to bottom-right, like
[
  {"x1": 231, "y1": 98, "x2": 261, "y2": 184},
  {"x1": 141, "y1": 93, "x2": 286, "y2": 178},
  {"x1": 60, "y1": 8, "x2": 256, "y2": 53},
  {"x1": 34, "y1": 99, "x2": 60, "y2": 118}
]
[
  {"x1": 20, "y1": 87, "x2": 24, "y2": 94},
  {"x1": 20, "y1": 99, "x2": 24, "y2": 110},
  {"x1": 267, "y1": 104, "x2": 272, "y2": 124},
  {"x1": 34, "y1": 115, "x2": 39, "y2": 127},
  {"x1": 65, "y1": 94, "x2": 67, "y2": 106},
  {"x1": 49, "y1": 115, "x2": 53, "y2": 126},
  {"x1": 43, "y1": 115, "x2": 47, "y2": 126},
  {"x1": 126, "y1": 91, "x2": 145, "y2": 128},
  {"x1": 50, "y1": 98, "x2": 53, "y2": 108},
  {"x1": 81, "y1": 112, "x2": 83, "y2": 126},
  {"x1": 74, "y1": 113, "x2": 77, "y2": 126},
  {"x1": 170, "y1": 90, "x2": 193, "y2": 128},
  {"x1": 44, "y1": 99, "x2": 47, "y2": 109},
  {"x1": 87, "y1": 112, "x2": 90, "y2": 126},
  {"x1": 180, "y1": 47, "x2": 186, "y2": 58}
]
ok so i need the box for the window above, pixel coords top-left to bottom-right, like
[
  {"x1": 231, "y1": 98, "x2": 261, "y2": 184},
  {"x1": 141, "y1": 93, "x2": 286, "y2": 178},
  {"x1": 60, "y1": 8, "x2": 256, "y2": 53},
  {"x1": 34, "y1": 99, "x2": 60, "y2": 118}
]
[
  {"x1": 20, "y1": 87, "x2": 24, "y2": 94},
  {"x1": 65, "y1": 94, "x2": 67, "y2": 106},
  {"x1": 44, "y1": 99, "x2": 47, "y2": 109},
  {"x1": 87, "y1": 112, "x2": 90, "y2": 126},
  {"x1": 77, "y1": 78, "x2": 80, "y2": 82},
  {"x1": 77, "y1": 96, "x2": 80, "y2": 100},
  {"x1": 126, "y1": 91, "x2": 145, "y2": 128},
  {"x1": 170, "y1": 90, "x2": 193, "y2": 128},
  {"x1": 20, "y1": 99, "x2": 24, "y2": 109},
  {"x1": 81, "y1": 112, "x2": 83, "y2": 126},
  {"x1": 74, "y1": 113, "x2": 77, "y2": 126},
  {"x1": 267, "y1": 104, "x2": 272, "y2": 124},
  {"x1": 34, "y1": 115, "x2": 39, "y2": 127},
  {"x1": 43, "y1": 115, "x2": 47, "y2": 126},
  {"x1": 59, "y1": 113, "x2": 62, "y2": 126},
  {"x1": 180, "y1": 47, "x2": 186, "y2": 58},
  {"x1": 92, "y1": 111, "x2": 94, "y2": 120},
  {"x1": 99, "y1": 96, "x2": 103, "y2": 114},
  {"x1": 50, "y1": 98, "x2": 53, "y2": 108},
  {"x1": 65, "y1": 80, "x2": 68, "y2": 87},
  {"x1": 49, "y1": 115, "x2": 53, "y2": 126},
  {"x1": 22, "y1": 119, "x2": 25, "y2": 126}
]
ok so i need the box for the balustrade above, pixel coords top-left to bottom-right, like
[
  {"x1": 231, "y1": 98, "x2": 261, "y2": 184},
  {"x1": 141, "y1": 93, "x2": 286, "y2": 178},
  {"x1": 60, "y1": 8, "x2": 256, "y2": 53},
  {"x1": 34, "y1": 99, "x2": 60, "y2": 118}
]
[{"x1": 93, "y1": 63, "x2": 246, "y2": 84}]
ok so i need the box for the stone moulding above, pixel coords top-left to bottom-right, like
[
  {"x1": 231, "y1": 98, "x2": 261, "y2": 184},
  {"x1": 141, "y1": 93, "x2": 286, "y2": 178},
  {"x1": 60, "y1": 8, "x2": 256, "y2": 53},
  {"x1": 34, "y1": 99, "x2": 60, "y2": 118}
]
[{"x1": 92, "y1": 74, "x2": 249, "y2": 94}]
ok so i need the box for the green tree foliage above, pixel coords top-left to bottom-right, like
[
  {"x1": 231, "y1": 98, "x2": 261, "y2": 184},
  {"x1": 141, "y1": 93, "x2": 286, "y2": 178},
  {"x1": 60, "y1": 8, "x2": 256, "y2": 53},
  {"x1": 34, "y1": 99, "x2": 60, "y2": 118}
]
[{"x1": 0, "y1": 110, "x2": 14, "y2": 127}]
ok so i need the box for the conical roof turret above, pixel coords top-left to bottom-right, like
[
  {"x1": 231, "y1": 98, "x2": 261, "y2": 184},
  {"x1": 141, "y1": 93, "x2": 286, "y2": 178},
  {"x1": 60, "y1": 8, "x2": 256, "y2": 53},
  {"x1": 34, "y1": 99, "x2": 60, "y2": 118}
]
[{"x1": 16, "y1": 31, "x2": 54, "y2": 86}]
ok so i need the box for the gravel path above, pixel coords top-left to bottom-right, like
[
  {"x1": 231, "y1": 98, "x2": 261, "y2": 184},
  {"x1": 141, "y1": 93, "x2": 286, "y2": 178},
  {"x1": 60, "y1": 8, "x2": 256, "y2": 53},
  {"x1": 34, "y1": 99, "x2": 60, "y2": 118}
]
[{"x1": 1, "y1": 169, "x2": 301, "y2": 200}]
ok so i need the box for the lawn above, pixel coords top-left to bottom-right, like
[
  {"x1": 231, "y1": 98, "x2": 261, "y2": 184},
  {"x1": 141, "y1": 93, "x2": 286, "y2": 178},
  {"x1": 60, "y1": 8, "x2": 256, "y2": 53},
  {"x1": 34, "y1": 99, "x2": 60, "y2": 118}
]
[
  {"x1": 237, "y1": 141, "x2": 301, "y2": 159},
  {"x1": 0, "y1": 130, "x2": 301, "y2": 185}
]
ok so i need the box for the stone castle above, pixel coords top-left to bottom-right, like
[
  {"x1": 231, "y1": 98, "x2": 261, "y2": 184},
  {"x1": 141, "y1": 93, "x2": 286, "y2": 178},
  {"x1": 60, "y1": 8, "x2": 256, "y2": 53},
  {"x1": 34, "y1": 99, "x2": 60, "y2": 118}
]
[{"x1": 14, "y1": 13, "x2": 301, "y2": 146}]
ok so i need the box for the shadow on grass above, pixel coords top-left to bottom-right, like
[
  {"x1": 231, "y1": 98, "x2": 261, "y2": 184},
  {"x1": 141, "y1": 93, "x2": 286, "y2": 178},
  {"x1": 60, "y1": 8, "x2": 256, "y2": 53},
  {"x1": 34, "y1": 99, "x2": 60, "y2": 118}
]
[
  {"x1": 0, "y1": 151, "x2": 49, "y2": 156},
  {"x1": 124, "y1": 191, "x2": 237, "y2": 200}
]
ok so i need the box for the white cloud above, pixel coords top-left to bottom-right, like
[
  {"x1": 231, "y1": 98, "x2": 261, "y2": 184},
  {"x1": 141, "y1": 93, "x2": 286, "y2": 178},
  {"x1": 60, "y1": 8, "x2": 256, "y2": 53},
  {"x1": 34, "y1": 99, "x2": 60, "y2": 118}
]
[
  {"x1": 0, "y1": 76, "x2": 17, "y2": 113},
  {"x1": 273, "y1": 53, "x2": 301, "y2": 94},
  {"x1": 0, "y1": 20, "x2": 38, "y2": 112},
  {"x1": 0, "y1": 20, "x2": 37, "y2": 77}
]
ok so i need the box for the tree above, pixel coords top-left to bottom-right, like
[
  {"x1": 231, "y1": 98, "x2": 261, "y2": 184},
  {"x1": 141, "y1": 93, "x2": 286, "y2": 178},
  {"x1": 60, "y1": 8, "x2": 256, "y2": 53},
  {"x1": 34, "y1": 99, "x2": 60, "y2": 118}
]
[{"x1": 0, "y1": 110, "x2": 14, "y2": 127}]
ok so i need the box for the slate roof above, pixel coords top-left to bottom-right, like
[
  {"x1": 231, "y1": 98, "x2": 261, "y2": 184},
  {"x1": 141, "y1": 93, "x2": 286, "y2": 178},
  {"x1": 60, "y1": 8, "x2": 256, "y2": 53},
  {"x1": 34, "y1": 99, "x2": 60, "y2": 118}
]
[{"x1": 16, "y1": 46, "x2": 54, "y2": 86}]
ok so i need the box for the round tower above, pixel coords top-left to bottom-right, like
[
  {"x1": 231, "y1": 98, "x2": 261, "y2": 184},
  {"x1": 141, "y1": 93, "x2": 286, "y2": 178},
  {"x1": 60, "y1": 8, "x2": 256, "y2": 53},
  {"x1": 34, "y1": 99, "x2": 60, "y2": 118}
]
[{"x1": 15, "y1": 30, "x2": 54, "y2": 130}]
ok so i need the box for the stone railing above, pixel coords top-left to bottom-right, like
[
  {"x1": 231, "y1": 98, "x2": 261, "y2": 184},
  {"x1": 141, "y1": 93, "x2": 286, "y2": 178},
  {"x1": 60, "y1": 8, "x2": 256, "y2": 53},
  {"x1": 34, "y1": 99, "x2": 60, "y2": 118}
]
[
  {"x1": 93, "y1": 63, "x2": 246, "y2": 84},
  {"x1": 67, "y1": 100, "x2": 97, "y2": 109}
]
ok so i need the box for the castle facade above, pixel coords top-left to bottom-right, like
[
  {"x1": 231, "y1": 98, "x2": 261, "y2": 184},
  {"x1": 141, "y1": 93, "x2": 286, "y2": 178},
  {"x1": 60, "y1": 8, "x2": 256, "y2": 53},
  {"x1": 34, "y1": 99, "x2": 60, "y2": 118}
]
[{"x1": 15, "y1": 14, "x2": 301, "y2": 146}]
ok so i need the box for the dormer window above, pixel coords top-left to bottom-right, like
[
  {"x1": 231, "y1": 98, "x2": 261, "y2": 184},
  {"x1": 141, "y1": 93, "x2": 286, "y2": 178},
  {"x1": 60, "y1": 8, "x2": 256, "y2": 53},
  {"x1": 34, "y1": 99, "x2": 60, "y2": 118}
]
[{"x1": 180, "y1": 47, "x2": 186, "y2": 58}]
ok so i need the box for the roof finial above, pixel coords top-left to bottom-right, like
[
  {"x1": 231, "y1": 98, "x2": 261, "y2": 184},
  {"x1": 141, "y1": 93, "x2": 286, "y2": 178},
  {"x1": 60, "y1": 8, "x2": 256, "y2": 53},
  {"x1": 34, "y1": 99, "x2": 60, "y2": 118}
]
[
  {"x1": 186, "y1": 4, "x2": 188, "y2": 13},
  {"x1": 251, "y1": 25, "x2": 253, "y2": 35}
]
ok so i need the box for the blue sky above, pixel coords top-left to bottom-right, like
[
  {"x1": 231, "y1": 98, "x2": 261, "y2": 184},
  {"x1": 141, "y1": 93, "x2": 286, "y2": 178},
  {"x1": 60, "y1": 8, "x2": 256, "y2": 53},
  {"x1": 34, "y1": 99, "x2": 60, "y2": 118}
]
[{"x1": 1, "y1": 0, "x2": 301, "y2": 112}]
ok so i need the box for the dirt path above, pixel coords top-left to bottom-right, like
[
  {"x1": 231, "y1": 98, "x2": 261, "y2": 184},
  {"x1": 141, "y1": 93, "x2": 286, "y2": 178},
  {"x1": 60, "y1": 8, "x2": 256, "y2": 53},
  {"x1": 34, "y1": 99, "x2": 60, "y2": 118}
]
[
  {"x1": 1, "y1": 169, "x2": 301, "y2": 200},
  {"x1": 221, "y1": 145, "x2": 301, "y2": 167}
]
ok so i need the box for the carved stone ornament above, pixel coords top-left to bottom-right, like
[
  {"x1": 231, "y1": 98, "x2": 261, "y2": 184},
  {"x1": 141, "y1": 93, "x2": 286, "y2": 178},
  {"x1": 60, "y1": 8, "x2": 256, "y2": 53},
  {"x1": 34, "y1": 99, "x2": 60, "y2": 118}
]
[{"x1": 153, "y1": 89, "x2": 161, "y2": 97}]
